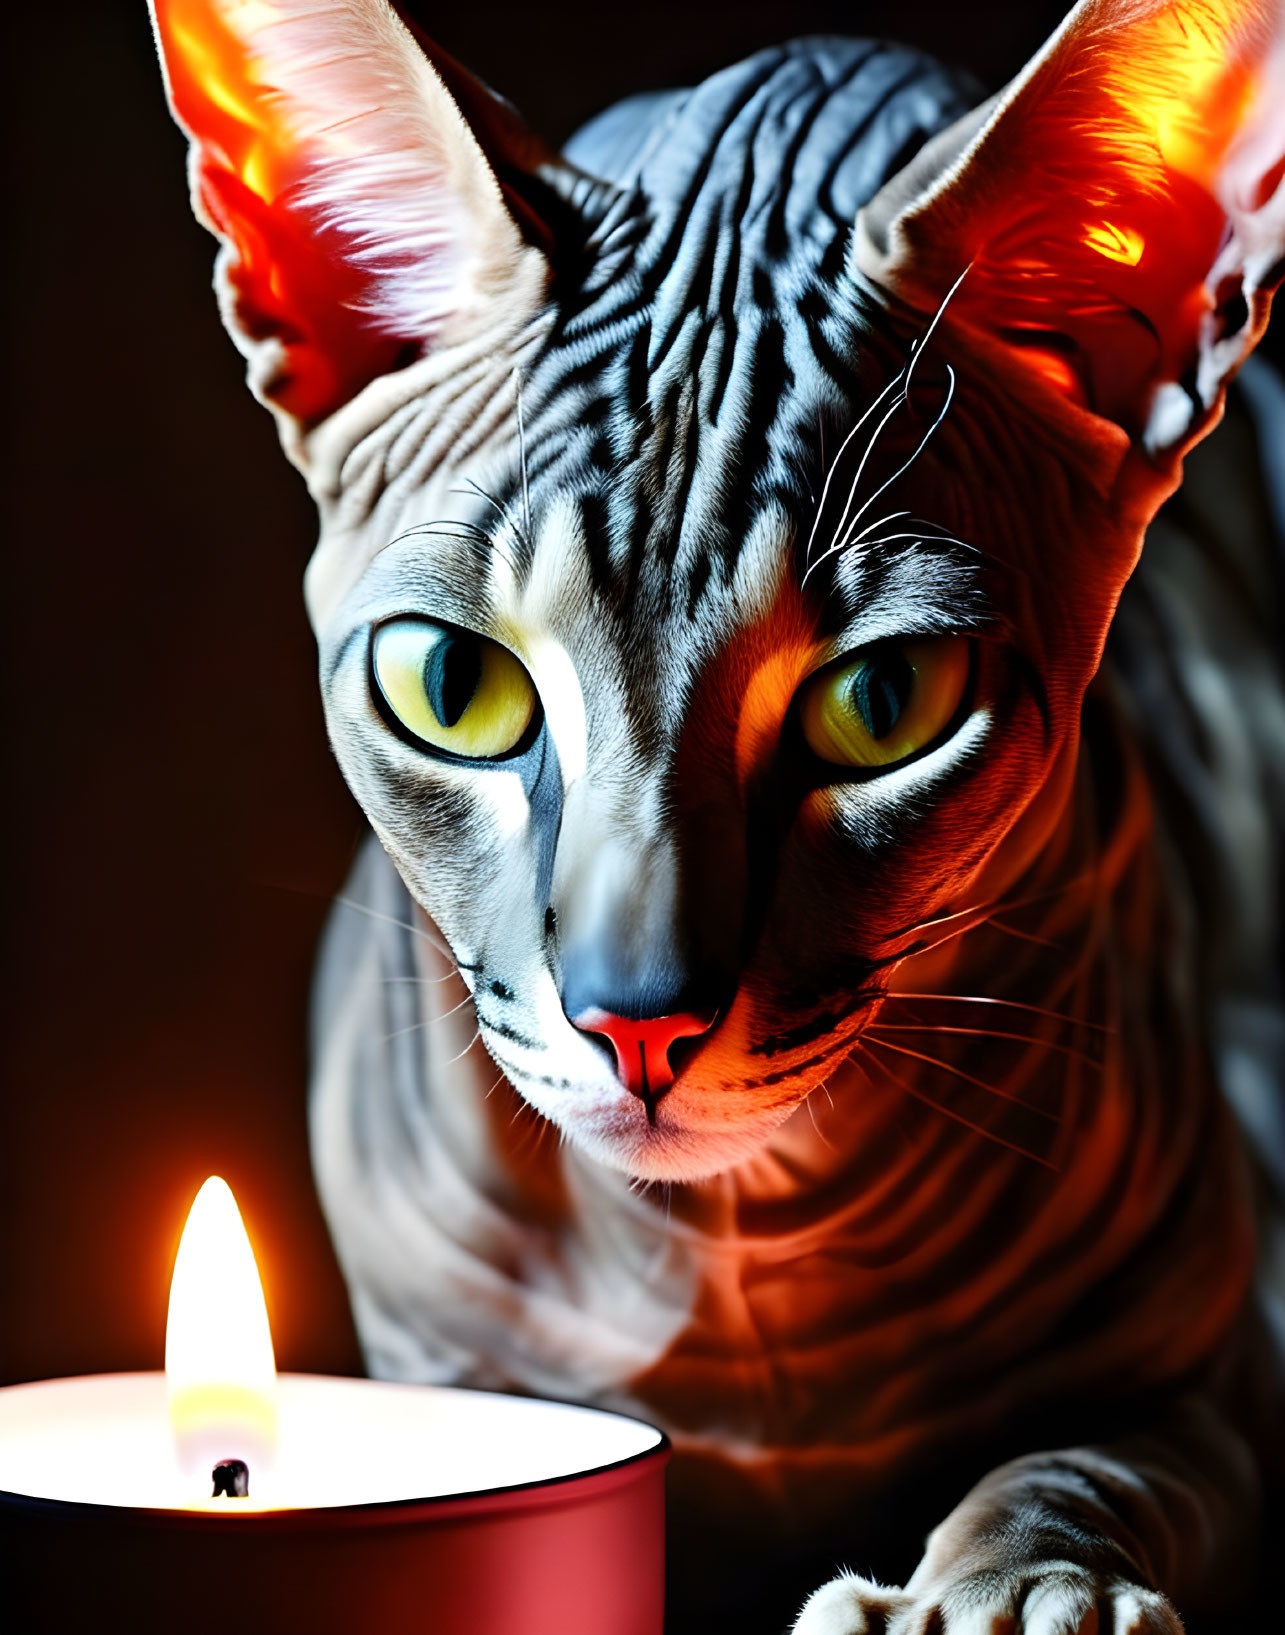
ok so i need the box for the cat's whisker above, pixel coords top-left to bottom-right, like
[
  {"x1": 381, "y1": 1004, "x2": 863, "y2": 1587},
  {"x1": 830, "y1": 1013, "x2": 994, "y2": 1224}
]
[
  {"x1": 981, "y1": 919, "x2": 1064, "y2": 951},
  {"x1": 888, "y1": 869, "x2": 1102, "y2": 946},
  {"x1": 837, "y1": 363, "x2": 957, "y2": 552},
  {"x1": 842, "y1": 507, "x2": 913, "y2": 546},
  {"x1": 514, "y1": 369, "x2": 533, "y2": 543},
  {"x1": 882, "y1": 990, "x2": 1114, "y2": 1036},
  {"x1": 381, "y1": 989, "x2": 476, "y2": 1042},
  {"x1": 804, "y1": 1090, "x2": 835, "y2": 1148},
  {"x1": 865, "y1": 1020, "x2": 1102, "y2": 1071},
  {"x1": 843, "y1": 527, "x2": 982, "y2": 557},
  {"x1": 902, "y1": 261, "x2": 971, "y2": 397},
  {"x1": 330, "y1": 892, "x2": 456, "y2": 960},
  {"x1": 802, "y1": 368, "x2": 907, "y2": 570},
  {"x1": 265, "y1": 880, "x2": 457, "y2": 963},
  {"x1": 804, "y1": 268, "x2": 975, "y2": 586},
  {"x1": 814, "y1": 391, "x2": 907, "y2": 579},
  {"x1": 443, "y1": 1027, "x2": 482, "y2": 1067},
  {"x1": 861, "y1": 1032, "x2": 1062, "y2": 1122},
  {"x1": 389, "y1": 516, "x2": 521, "y2": 578},
  {"x1": 806, "y1": 523, "x2": 984, "y2": 585},
  {"x1": 853, "y1": 1041, "x2": 1058, "y2": 1171},
  {"x1": 453, "y1": 479, "x2": 524, "y2": 572},
  {"x1": 894, "y1": 906, "x2": 1067, "y2": 963},
  {"x1": 378, "y1": 972, "x2": 460, "y2": 987}
]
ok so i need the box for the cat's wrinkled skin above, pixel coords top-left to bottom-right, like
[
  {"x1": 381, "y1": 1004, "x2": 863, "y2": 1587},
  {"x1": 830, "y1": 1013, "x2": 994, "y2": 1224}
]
[{"x1": 148, "y1": 2, "x2": 1285, "y2": 1631}]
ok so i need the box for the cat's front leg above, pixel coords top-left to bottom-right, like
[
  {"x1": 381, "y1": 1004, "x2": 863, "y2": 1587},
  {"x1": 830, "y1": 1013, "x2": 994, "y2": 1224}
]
[{"x1": 793, "y1": 1397, "x2": 1257, "y2": 1634}]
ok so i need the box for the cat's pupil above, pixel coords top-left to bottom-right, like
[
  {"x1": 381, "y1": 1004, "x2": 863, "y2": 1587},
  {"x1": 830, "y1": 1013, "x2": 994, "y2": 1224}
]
[
  {"x1": 850, "y1": 649, "x2": 914, "y2": 740},
  {"x1": 423, "y1": 631, "x2": 482, "y2": 728}
]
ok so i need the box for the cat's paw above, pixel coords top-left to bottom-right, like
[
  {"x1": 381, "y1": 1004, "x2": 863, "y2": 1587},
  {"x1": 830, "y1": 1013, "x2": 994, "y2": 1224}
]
[
  {"x1": 791, "y1": 1564, "x2": 1184, "y2": 1634},
  {"x1": 792, "y1": 1572, "x2": 913, "y2": 1634}
]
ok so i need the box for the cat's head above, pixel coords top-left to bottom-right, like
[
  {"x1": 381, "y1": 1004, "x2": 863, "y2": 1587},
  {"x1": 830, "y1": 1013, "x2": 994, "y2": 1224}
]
[{"x1": 151, "y1": 0, "x2": 1284, "y2": 1180}]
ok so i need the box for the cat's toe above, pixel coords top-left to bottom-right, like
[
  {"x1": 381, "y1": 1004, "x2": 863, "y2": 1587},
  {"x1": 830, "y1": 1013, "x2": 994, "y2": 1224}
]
[
  {"x1": 883, "y1": 1566, "x2": 1183, "y2": 1635},
  {"x1": 1018, "y1": 1568, "x2": 1100, "y2": 1634},
  {"x1": 1101, "y1": 1584, "x2": 1183, "y2": 1634},
  {"x1": 792, "y1": 1570, "x2": 913, "y2": 1634}
]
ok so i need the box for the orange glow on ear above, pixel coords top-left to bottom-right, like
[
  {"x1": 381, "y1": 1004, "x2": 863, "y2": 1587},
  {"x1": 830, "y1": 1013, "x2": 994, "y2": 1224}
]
[
  {"x1": 160, "y1": 4, "x2": 290, "y2": 205},
  {"x1": 148, "y1": 0, "x2": 413, "y2": 423},
  {"x1": 1082, "y1": 222, "x2": 1145, "y2": 266},
  {"x1": 919, "y1": 0, "x2": 1276, "y2": 426},
  {"x1": 1095, "y1": 5, "x2": 1257, "y2": 191}
]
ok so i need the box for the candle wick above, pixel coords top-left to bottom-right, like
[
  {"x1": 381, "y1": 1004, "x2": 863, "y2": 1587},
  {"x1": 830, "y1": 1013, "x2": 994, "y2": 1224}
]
[{"x1": 211, "y1": 1458, "x2": 250, "y2": 1499}]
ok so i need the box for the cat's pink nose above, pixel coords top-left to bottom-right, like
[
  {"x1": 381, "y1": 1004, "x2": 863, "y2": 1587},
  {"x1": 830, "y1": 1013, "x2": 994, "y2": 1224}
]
[{"x1": 572, "y1": 1007, "x2": 717, "y2": 1117}]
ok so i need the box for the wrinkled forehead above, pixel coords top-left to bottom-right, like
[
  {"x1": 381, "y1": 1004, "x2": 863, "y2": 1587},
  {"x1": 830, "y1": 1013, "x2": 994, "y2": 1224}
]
[{"x1": 306, "y1": 38, "x2": 978, "y2": 638}]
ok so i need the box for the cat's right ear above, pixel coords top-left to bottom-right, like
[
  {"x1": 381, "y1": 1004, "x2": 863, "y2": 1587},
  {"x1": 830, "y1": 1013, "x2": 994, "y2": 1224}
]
[
  {"x1": 148, "y1": 0, "x2": 553, "y2": 462},
  {"x1": 854, "y1": 0, "x2": 1285, "y2": 469}
]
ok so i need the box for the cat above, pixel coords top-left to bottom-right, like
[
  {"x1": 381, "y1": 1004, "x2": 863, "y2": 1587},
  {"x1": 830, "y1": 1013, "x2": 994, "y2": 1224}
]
[{"x1": 147, "y1": 1, "x2": 1285, "y2": 1630}]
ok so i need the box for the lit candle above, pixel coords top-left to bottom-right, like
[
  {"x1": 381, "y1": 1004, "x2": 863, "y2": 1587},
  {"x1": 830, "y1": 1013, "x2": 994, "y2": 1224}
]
[
  {"x1": 0, "y1": 1178, "x2": 668, "y2": 1634},
  {"x1": 166, "y1": 1176, "x2": 278, "y2": 1493}
]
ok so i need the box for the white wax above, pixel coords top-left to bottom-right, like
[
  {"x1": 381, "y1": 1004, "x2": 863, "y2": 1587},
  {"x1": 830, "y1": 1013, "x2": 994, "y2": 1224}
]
[{"x1": 0, "y1": 1373, "x2": 662, "y2": 1512}]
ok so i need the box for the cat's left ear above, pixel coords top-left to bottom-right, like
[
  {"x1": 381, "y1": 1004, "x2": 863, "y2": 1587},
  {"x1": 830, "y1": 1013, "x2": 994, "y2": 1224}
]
[
  {"x1": 148, "y1": 0, "x2": 557, "y2": 461},
  {"x1": 855, "y1": 0, "x2": 1285, "y2": 465}
]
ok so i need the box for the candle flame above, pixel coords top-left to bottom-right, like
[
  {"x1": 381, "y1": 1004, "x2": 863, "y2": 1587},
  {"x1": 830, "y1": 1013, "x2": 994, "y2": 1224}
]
[{"x1": 166, "y1": 1176, "x2": 277, "y2": 1481}]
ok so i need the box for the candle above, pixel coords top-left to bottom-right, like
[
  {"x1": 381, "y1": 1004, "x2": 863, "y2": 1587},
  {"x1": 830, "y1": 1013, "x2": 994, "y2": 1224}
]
[{"x1": 0, "y1": 1178, "x2": 668, "y2": 1634}]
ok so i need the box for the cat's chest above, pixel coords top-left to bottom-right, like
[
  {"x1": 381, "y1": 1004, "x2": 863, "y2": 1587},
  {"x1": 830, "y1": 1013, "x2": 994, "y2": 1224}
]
[
  {"x1": 371, "y1": 1023, "x2": 1214, "y2": 1456},
  {"x1": 311, "y1": 808, "x2": 1249, "y2": 1485}
]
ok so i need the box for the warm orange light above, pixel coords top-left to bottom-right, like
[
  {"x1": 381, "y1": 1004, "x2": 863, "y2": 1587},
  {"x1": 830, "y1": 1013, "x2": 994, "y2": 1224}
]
[
  {"x1": 734, "y1": 642, "x2": 820, "y2": 791},
  {"x1": 165, "y1": 1176, "x2": 277, "y2": 1482},
  {"x1": 1082, "y1": 221, "x2": 1145, "y2": 266},
  {"x1": 161, "y1": 1, "x2": 293, "y2": 206},
  {"x1": 1094, "y1": 4, "x2": 1257, "y2": 191}
]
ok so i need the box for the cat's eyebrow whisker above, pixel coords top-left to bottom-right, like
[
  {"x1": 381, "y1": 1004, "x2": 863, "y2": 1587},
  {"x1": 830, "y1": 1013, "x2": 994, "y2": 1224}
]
[
  {"x1": 802, "y1": 367, "x2": 907, "y2": 570},
  {"x1": 388, "y1": 517, "x2": 522, "y2": 575},
  {"x1": 805, "y1": 524, "x2": 983, "y2": 585},
  {"x1": 804, "y1": 269, "x2": 972, "y2": 587},
  {"x1": 514, "y1": 370, "x2": 533, "y2": 543},
  {"x1": 902, "y1": 260, "x2": 971, "y2": 399},
  {"x1": 837, "y1": 363, "x2": 957, "y2": 553},
  {"x1": 851, "y1": 528, "x2": 981, "y2": 557},
  {"x1": 883, "y1": 991, "x2": 1114, "y2": 1036},
  {"x1": 865, "y1": 1021, "x2": 1102, "y2": 1071},
  {"x1": 452, "y1": 479, "x2": 524, "y2": 572},
  {"x1": 854, "y1": 1041, "x2": 1058, "y2": 1171},
  {"x1": 823, "y1": 390, "x2": 907, "y2": 573},
  {"x1": 849, "y1": 507, "x2": 913, "y2": 540},
  {"x1": 861, "y1": 1032, "x2": 1062, "y2": 1122}
]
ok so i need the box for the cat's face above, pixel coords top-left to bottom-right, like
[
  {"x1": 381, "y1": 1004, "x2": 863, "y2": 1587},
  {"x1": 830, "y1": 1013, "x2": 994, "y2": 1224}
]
[
  {"x1": 304, "y1": 236, "x2": 1149, "y2": 1182},
  {"x1": 150, "y1": 0, "x2": 1284, "y2": 1180}
]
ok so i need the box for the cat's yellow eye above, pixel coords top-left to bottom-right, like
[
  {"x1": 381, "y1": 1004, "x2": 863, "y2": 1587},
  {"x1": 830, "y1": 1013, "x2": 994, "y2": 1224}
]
[
  {"x1": 798, "y1": 636, "x2": 971, "y2": 771},
  {"x1": 371, "y1": 618, "x2": 538, "y2": 760}
]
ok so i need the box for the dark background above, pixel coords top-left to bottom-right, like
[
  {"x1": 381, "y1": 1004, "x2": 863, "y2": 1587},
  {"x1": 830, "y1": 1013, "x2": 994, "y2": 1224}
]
[{"x1": 2, "y1": 1, "x2": 1279, "y2": 1399}]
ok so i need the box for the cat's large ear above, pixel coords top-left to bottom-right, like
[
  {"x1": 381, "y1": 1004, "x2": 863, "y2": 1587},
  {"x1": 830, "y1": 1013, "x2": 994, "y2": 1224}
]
[
  {"x1": 855, "y1": 0, "x2": 1285, "y2": 463},
  {"x1": 148, "y1": 0, "x2": 552, "y2": 456}
]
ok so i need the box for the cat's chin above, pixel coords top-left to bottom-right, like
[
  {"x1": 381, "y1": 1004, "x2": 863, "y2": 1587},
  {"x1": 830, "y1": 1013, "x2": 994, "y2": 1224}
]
[{"x1": 549, "y1": 1094, "x2": 803, "y2": 1184}]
